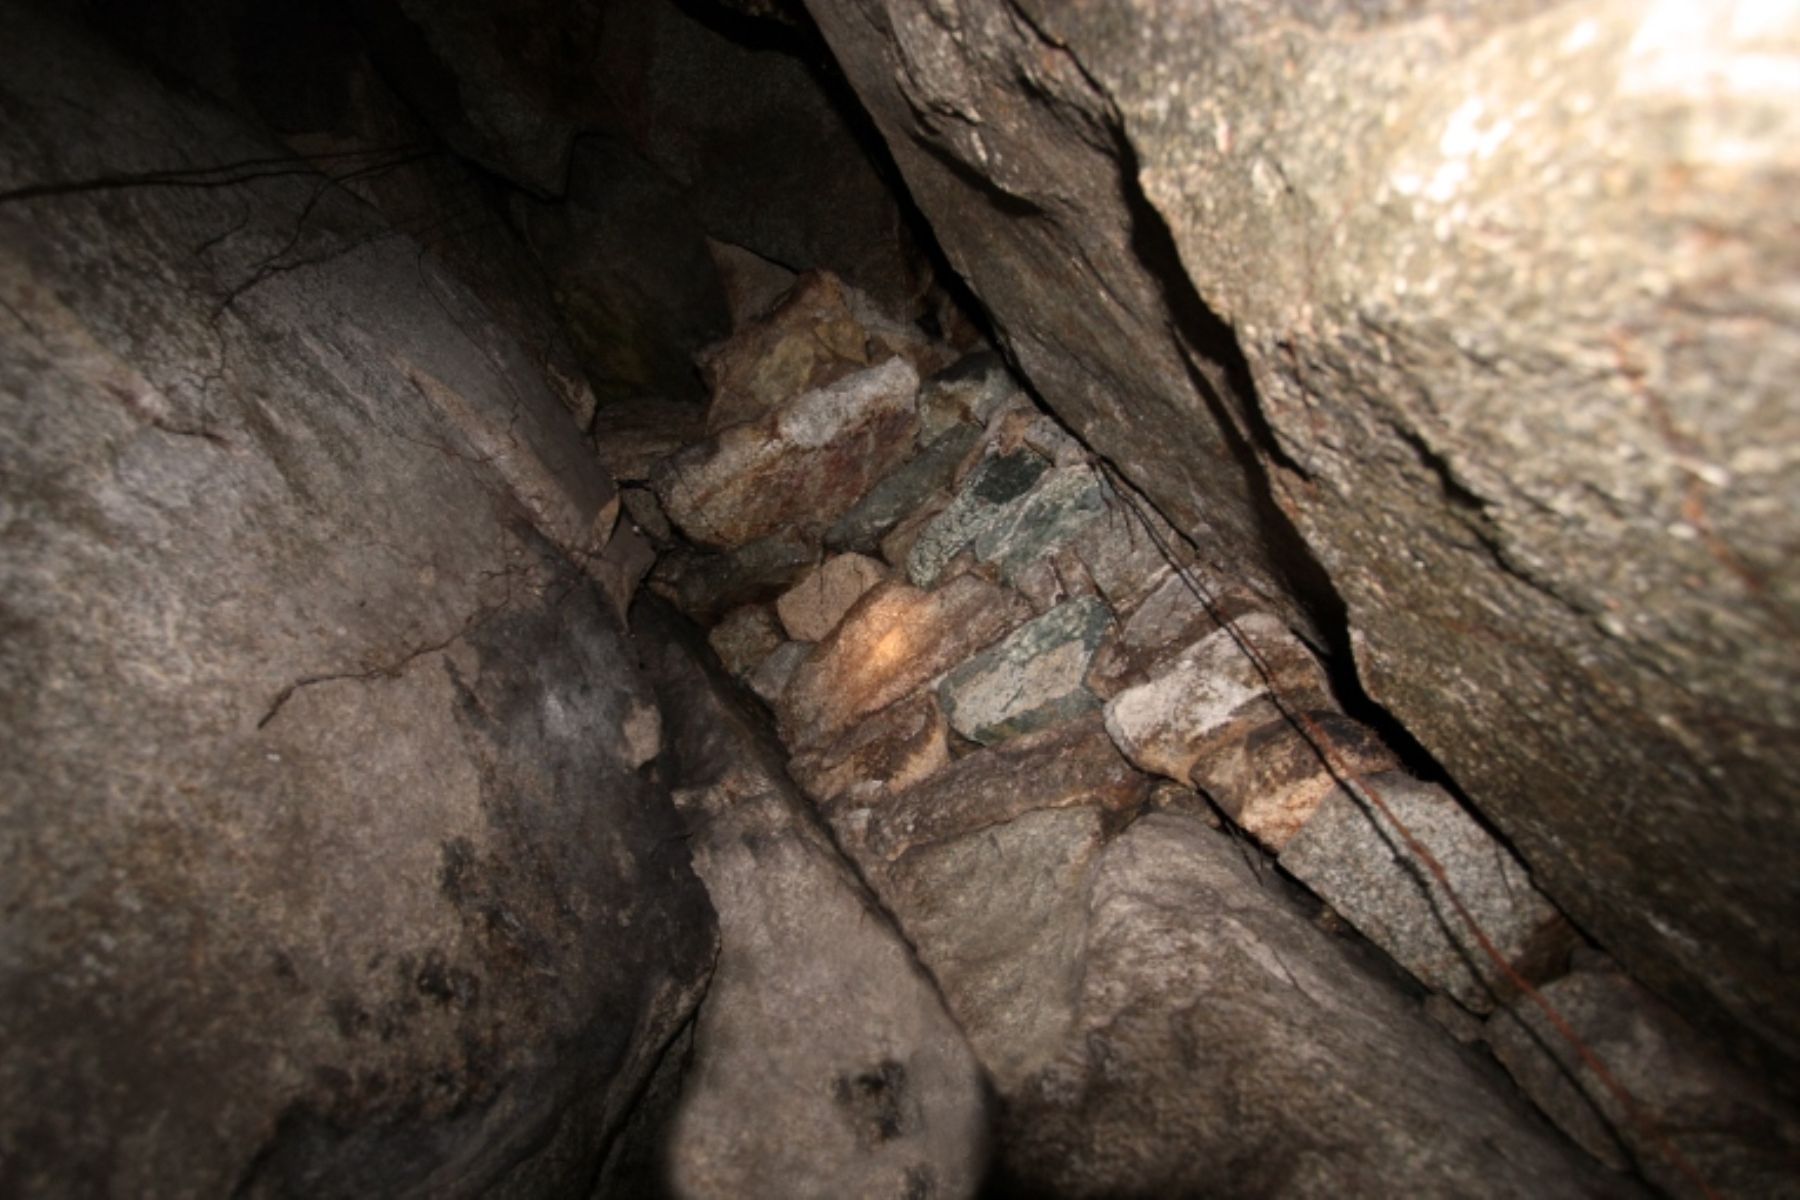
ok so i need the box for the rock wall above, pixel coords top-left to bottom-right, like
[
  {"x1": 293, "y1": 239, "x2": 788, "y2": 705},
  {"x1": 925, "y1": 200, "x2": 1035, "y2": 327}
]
[
  {"x1": 642, "y1": 274, "x2": 1704, "y2": 1194},
  {"x1": 802, "y1": 0, "x2": 1800, "y2": 1080},
  {"x1": 0, "y1": 7, "x2": 714, "y2": 1194}
]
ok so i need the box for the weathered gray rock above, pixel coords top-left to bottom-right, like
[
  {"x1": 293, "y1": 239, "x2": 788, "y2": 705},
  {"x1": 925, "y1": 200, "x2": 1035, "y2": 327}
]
[
  {"x1": 971, "y1": 464, "x2": 1107, "y2": 582},
  {"x1": 620, "y1": 484, "x2": 674, "y2": 544},
  {"x1": 654, "y1": 356, "x2": 921, "y2": 550},
  {"x1": 825, "y1": 421, "x2": 982, "y2": 553},
  {"x1": 747, "y1": 640, "x2": 813, "y2": 708},
  {"x1": 879, "y1": 493, "x2": 951, "y2": 571},
  {"x1": 906, "y1": 447, "x2": 1050, "y2": 586},
  {"x1": 708, "y1": 604, "x2": 785, "y2": 677},
  {"x1": 984, "y1": 399, "x2": 1090, "y2": 469},
  {"x1": 800, "y1": 0, "x2": 1304, "y2": 618},
  {"x1": 634, "y1": 602, "x2": 989, "y2": 1200},
  {"x1": 1485, "y1": 961, "x2": 1800, "y2": 1198},
  {"x1": 836, "y1": 720, "x2": 1146, "y2": 1095},
  {"x1": 0, "y1": 12, "x2": 715, "y2": 1193},
  {"x1": 1086, "y1": 572, "x2": 1250, "y2": 699},
  {"x1": 1102, "y1": 612, "x2": 1334, "y2": 786},
  {"x1": 789, "y1": 691, "x2": 950, "y2": 810},
  {"x1": 939, "y1": 595, "x2": 1111, "y2": 745},
  {"x1": 871, "y1": 807, "x2": 1109, "y2": 1097},
  {"x1": 1065, "y1": 473, "x2": 1213, "y2": 620},
  {"x1": 781, "y1": 574, "x2": 1032, "y2": 749},
  {"x1": 994, "y1": 815, "x2": 1631, "y2": 1197},
  {"x1": 1007, "y1": 542, "x2": 1100, "y2": 616},
  {"x1": 775, "y1": 551, "x2": 889, "y2": 643},
  {"x1": 806, "y1": 0, "x2": 1800, "y2": 1076},
  {"x1": 1282, "y1": 771, "x2": 1573, "y2": 1013}
]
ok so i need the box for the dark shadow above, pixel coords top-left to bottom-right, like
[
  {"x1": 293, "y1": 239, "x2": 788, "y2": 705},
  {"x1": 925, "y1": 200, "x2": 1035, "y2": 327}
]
[
  {"x1": 671, "y1": 0, "x2": 1000, "y2": 345},
  {"x1": 1107, "y1": 128, "x2": 1460, "y2": 786}
]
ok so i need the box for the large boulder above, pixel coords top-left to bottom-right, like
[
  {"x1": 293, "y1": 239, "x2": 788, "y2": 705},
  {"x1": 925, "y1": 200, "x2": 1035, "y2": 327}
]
[
  {"x1": 992, "y1": 815, "x2": 1631, "y2": 1197},
  {"x1": 633, "y1": 601, "x2": 989, "y2": 1199},
  {"x1": 804, "y1": 0, "x2": 1800, "y2": 1078},
  {"x1": 0, "y1": 10, "x2": 714, "y2": 1194}
]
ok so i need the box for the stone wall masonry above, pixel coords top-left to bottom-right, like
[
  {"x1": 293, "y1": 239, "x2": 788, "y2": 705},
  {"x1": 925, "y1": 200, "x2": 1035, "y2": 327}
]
[{"x1": 626, "y1": 268, "x2": 1775, "y2": 1188}]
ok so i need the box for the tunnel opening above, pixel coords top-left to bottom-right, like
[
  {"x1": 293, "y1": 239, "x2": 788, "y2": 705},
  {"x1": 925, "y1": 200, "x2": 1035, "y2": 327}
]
[{"x1": 2, "y1": 0, "x2": 1796, "y2": 1197}]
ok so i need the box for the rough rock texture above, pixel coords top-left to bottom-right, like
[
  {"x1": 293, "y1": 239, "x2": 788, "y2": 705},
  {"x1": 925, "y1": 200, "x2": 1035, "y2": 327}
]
[
  {"x1": 780, "y1": 574, "x2": 1032, "y2": 749},
  {"x1": 805, "y1": 0, "x2": 1800, "y2": 1075},
  {"x1": 917, "y1": 350, "x2": 1020, "y2": 443},
  {"x1": 1086, "y1": 572, "x2": 1236, "y2": 699},
  {"x1": 938, "y1": 595, "x2": 1110, "y2": 744},
  {"x1": 1485, "y1": 960, "x2": 1800, "y2": 1198},
  {"x1": 700, "y1": 270, "x2": 932, "y2": 434},
  {"x1": 592, "y1": 397, "x2": 708, "y2": 483},
  {"x1": 799, "y1": 0, "x2": 1305, "y2": 617},
  {"x1": 872, "y1": 807, "x2": 1109, "y2": 1098},
  {"x1": 1102, "y1": 612, "x2": 1333, "y2": 786},
  {"x1": 746, "y1": 639, "x2": 812, "y2": 706},
  {"x1": 1282, "y1": 771, "x2": 1571, "y2": 1012},
  {"x1": 970, "y1": 465, "x2": 1107, "y2": 584},
  {"x1": 826, "y1": 421, "x2": 982, "y2": 553},
  {"x1": 634, "y1": 601, "x2": 988, "y2": 1200},
  {"x1": 855, "y1": 715, "x2": 1146, "y2": 864},
  {"x1": 654, "y1": 356, "x2": 921, "y2": 549},
  {"x1": 775, "y1": 551, "x2": 889, "y2": 642},
  {"x1": 648, "y1": 527, "x2": 818, "y2": 624},
  {"x1": 1197, "y1": 714, "x2": 1397, "y2": 854},
  {"x1": 994, "y1": 815, "x2": 1628, "y2": 1198},
  {"x1": 788, "y1": 692, "x2": 950, "y2": 810},
  {"x1": 708, "y1": 603, "x2": 785, "y2": 677},
  {"x1": 0, "y1": 10, "x2": 715, "y2": 1194},
  {"x1": 907, "y1": 447, "x2": 1050, "y2": 586}
]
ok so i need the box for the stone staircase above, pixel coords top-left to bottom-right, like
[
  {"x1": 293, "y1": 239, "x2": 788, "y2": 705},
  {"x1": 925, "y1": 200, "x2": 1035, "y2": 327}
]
[{"x1": 609, "y1": 271, "x2": 1793, "y2": 1198}]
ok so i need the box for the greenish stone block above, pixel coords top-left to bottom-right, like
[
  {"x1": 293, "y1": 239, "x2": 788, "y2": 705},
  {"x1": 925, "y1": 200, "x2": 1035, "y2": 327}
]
[
  {"x1": 906, "y1": 448, "x2": 1049, "y2": 586},
  {"x1": 975, "y1": 465, "x2": 1107, "y2": 581},
  {"x1": 826, "y1": 422, "x2": 981, "y2": 553},
  {"x1": 939, "y1": 595, "x2": 1113, "y2": 744}
]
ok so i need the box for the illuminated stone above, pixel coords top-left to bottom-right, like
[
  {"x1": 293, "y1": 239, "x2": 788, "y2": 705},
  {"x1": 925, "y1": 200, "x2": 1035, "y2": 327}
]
[
  {"x1": 780, "y1": 575, "x2": 1031, "y2": 750},
  {"x1": 654, "y1": 356, "x2": 921, "y2": 549},
  {"x1": 788, "y1": 692, "x2": 950, "y2": 809},
  {"x1": 775, "y1": 553, "x2": 889, "y2": 642}
]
